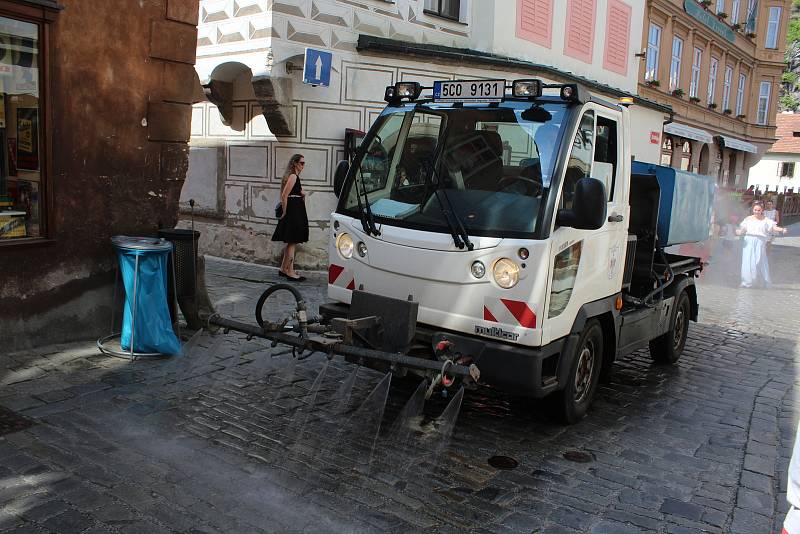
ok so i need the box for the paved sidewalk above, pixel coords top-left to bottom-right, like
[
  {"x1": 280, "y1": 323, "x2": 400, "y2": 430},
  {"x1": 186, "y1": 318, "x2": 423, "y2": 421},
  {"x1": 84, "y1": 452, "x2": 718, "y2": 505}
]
[{"x1": 1, "y1": 233, "x2": 800, "y2": 533}]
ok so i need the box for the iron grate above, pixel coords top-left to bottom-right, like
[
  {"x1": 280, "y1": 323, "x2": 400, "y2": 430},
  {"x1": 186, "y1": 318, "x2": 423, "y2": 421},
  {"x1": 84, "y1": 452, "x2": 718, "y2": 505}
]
[{"x1": 0, "y1": 405, "x2": 35, "y2": 436}]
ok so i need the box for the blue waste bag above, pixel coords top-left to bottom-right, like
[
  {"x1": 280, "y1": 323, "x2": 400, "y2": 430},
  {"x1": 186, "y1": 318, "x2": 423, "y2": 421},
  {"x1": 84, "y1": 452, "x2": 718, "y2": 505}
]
[{"x1": 112, "y1": 236, "x2": 181, "y2": 355}]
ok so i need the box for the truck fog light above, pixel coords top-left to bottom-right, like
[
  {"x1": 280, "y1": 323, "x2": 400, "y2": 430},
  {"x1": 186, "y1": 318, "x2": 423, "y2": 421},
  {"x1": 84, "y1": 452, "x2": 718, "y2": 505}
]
[
  {"x1": 493, "y1": 258, "x2": 520, "y2": 289},
  {"x1": 337, "y1": 233, "x2": 354, "y2": 259},
  {"x1": 470, "y1": 261, "x2": 486, "y2": 279},
  {"x1": 518, "y1": 248, "x2": 529, "y2": 260},
  {"x1": 357, "y1": 241, "x2": 367, "y2": 257}
]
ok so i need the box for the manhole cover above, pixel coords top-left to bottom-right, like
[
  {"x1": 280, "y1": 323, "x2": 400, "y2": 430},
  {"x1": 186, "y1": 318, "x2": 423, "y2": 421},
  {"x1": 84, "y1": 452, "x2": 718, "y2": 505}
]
[
  {"x1": 488, "y1": 455, "x2": 519, "y2": 470},
  {"x1": 0, "y1": 406, "x2": 35, "y2": 436},
  {"x1": 563, "y1": 450, "x2": 594, "y2": 463}
]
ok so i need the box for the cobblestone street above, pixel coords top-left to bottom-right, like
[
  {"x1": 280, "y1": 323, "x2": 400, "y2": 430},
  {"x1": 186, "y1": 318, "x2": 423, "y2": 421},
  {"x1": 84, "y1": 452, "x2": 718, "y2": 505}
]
[{"x1": 2, "y1": 233, "x2": 800, "y2": 533}]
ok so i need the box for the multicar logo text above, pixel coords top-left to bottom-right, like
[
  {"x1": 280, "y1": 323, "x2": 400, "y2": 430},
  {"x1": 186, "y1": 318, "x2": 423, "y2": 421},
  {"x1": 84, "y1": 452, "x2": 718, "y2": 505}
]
[{"x1": 475, "y1": 325, "x2": 519, "y2": 341}]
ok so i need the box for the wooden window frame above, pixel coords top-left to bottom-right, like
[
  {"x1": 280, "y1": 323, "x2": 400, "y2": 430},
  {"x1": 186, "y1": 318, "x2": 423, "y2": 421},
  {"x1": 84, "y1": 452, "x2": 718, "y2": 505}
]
[
  {"x1": 423, "y1": 0, "x2": 461, "y2": 22},
  {"x1": 0, "y1": 0, "x2": 58, "y2": 248}
]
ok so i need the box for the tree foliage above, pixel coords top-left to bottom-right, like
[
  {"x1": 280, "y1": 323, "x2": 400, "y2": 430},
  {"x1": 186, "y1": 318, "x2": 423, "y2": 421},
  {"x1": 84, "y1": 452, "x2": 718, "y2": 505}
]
[{"x1": 780, "y1": 94, "x2": 800, "y2": 111}]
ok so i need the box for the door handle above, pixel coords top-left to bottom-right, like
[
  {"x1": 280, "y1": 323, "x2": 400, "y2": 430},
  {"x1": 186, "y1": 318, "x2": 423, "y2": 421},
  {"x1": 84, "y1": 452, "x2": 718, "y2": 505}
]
[{"x1": 607, "y1": 214, "x2": 624, "y2": 223}]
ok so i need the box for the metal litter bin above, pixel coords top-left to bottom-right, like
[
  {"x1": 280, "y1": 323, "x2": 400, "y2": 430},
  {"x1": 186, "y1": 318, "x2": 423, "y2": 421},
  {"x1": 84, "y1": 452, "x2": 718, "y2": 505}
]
[
  {"x1": 97, "y1": 236, "x2": 181, "y2": 358},
  {"x1": 158, "y1": 228, "x2": 200, "y2": 324}
]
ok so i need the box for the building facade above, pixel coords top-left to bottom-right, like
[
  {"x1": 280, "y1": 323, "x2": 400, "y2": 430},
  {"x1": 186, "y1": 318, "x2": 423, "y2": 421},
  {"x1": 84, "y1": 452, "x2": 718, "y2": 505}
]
[
  {"x1": 0, "y1": 0, "x2": 199, "y2": 351},
  {"x1": 639, "y1": 0, "x2": 793, "y2": 185},
  {"x1": 748, "y1": 112, "x2": 800, "y2": 192},
  {"x1": 184, "y1": 0, "x2": 670, "y2": 268}
]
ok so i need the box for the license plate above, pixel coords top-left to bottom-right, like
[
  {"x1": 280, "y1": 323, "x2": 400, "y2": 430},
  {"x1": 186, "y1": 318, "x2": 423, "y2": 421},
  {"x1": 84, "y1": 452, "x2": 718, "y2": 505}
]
[{"x1": 433, "y1": 80, "x2": 505, "y2": 103}]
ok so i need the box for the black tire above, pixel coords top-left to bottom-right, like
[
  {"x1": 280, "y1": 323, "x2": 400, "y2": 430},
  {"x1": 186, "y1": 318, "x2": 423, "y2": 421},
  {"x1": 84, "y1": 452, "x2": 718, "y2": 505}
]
[
  {"x1": 554, "y1": 319, "x2": 604, "y2": 424},
  {"x1": 649, "y1": 290, "x2": 690, "y2": 364}
]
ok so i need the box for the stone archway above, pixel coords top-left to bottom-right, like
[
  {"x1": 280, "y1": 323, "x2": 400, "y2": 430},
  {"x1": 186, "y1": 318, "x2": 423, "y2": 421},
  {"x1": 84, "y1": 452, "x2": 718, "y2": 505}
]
[
  {"x1": 728, "y1": 151, "x2": 738, "y2": 187},
  {"x1": 698, "y1": 143, "x2": 711, "y2": 175}
]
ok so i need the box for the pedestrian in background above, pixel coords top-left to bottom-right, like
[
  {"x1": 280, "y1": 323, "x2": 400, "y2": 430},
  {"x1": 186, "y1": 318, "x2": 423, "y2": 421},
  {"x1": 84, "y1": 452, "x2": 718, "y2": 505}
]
[
  {"x1": 736, "y1": 202, "x2": 787, "y2": 288},
  {"x1": 765, "y1": 199, "x2": 781, "y2": 254},
  {"x1": 272, "y1": 153, "x2": 309, "y2": 282}
]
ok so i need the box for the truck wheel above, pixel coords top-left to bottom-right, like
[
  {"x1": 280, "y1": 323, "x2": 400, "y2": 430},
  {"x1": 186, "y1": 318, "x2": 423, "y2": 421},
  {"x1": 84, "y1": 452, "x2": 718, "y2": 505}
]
[
  {"x1": 649, "y1": 291, "x2": 690, "y2": 365},
  {"x1": 555, "y1": 319, "x2": 603, "y2": 424}
]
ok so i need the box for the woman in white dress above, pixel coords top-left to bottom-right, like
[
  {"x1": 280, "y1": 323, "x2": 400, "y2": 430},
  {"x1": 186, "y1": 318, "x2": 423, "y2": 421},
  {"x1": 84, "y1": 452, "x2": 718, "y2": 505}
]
[{"x1": 736, "y1": 202, "x2": 787, "y2": 287}]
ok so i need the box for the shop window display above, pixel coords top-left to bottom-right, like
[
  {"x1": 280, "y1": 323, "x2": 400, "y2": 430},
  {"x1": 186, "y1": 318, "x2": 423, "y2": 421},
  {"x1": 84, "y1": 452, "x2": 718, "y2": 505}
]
[{"x1": 0, "y1": 16, "x2": 41, "y2": 241}]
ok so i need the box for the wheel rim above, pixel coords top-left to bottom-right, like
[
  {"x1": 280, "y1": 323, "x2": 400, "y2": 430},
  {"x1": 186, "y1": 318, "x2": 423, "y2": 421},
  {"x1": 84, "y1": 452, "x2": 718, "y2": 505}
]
[
  {"x1": 574, "y1": 339, "x2": 596, "y2": 403},
  {"x1": 673, "y1": 305, "x2": 685, "y2": 350}
]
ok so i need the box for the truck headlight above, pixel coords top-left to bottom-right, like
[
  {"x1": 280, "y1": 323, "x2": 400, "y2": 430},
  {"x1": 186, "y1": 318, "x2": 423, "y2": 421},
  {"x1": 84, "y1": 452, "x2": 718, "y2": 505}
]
[
  {"x1": 493, "y1": 258, "x2": 519, "y2": 289},
  {"x1": 336, "y1": 233, "x2": 354, "y2": 259}
]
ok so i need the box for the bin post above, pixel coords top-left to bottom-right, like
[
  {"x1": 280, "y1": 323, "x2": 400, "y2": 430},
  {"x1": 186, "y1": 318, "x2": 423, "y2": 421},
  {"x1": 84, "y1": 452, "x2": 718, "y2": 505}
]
[{"x1": 158, "y1": 228, "x2": 202, "y2": 329}]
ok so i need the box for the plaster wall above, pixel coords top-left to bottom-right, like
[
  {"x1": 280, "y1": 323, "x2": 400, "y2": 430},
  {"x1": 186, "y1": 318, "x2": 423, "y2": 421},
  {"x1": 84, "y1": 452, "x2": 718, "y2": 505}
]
[{"x1": 748, "y1": 153, "x2": 800, "y2": 192}]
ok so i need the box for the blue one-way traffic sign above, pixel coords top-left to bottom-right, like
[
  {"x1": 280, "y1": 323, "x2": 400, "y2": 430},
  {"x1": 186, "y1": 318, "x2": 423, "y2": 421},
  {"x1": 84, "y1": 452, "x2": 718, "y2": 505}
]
[{"x1": 303, "y1": 48, "x2": 332, "y2": 87}]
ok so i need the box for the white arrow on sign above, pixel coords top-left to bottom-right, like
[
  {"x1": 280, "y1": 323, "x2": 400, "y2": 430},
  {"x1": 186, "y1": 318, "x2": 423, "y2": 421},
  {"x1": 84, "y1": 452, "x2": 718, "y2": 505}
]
[{"x1": 314, "y1": 56, "x2": 323, "y2": 81}]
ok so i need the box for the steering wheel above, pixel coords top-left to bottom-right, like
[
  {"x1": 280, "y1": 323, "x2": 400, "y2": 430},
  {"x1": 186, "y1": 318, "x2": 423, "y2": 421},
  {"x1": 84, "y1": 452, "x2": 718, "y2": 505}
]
[{"x1": 497, "y1": 175, "x2": 543, "y2": 197}]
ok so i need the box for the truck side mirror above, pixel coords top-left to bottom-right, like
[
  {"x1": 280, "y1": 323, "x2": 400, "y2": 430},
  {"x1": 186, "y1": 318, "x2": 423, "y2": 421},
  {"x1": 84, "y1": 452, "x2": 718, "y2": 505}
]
[
  {"x1": 555, "y1": 177, "x2": 607, "y2": 230},
  {"x1": 333, "y1": 160, "x2": 349, "y2": 198}
]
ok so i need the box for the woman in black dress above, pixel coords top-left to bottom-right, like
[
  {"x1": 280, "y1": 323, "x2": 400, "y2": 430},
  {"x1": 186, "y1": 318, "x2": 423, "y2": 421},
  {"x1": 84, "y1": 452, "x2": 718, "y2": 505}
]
[{"x1": 272, "y1": 153, "x2": 309, "y2": 281}]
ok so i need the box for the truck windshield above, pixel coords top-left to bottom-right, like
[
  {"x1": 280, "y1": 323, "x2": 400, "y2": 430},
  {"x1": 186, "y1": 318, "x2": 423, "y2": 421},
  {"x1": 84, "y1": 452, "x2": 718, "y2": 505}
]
[{"x1": 337, "y1": 101, "x2": 568, "y2": 239}]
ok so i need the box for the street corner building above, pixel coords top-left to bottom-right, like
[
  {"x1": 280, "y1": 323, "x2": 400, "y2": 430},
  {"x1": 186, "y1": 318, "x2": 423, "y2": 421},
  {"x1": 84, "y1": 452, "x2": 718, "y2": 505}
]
[
  {"x1": 0, "y1": 0, "x2": 199, "y2": 352},
  {"x1": 184, "y1": 0, "x2": 677, "y2": 269},
  {"x1": 640, "y1": 0, "x2": 794, "y2": 185}
]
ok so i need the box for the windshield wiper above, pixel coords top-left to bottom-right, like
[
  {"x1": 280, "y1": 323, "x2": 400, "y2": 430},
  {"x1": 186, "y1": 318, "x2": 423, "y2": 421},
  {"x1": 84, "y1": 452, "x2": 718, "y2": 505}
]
[
  {"x1": 351, "y1": 144, "x2": 381, "y2": 237},
  {"x1": 421, "y1": 157, "x2": 474, "y2": 251}
]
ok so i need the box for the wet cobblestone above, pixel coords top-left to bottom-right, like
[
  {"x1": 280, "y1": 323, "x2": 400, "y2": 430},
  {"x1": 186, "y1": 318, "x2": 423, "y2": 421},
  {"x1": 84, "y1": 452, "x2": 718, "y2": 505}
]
[{"x1": 2, "y1": 238, "x2": 800, "y2": 532}]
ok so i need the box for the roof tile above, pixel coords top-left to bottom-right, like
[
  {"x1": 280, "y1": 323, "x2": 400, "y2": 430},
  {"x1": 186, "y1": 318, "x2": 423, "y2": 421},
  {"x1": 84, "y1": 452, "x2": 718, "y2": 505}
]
[{"x1": 769, "y1": 113, "x2": 800, "y2": 154}]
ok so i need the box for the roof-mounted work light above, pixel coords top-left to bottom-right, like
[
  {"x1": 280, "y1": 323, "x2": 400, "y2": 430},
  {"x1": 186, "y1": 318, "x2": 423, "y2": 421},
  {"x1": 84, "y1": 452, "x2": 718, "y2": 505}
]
[
  {"x1": 395, "y1": 82, "x2": 422, "y2": 100},
  {"x1": 385, "y1": 82, "x2": 422, "y2": 103},
  {"x1": 559, "y1": 84, "x2": 585, "y2": 104},
  {"x1": 512, "y1": 79, "x2": 542, "y2": 98}
]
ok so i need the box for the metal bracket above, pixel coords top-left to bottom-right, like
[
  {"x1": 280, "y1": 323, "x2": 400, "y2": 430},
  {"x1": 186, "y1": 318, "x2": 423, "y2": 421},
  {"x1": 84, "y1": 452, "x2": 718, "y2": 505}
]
[{"x1": 330, "y1": 316, "x2": 381, "y2": 345}]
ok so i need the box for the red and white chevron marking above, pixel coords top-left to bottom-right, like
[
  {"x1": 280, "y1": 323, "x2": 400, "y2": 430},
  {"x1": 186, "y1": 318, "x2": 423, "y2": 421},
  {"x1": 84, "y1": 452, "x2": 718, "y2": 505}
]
[
  {"x1": 483, "y1": 297, "x2": 537, "y2": 329},
  {"x1": 328, "y1": 264, "x2": 355, "y2": 290}
]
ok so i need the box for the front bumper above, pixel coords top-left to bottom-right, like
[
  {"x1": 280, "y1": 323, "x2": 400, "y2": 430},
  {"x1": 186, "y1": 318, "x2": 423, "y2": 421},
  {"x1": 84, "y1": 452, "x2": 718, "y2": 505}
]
[{"x1": 319, "y1": 301, "x2": 569, "y2": 398}]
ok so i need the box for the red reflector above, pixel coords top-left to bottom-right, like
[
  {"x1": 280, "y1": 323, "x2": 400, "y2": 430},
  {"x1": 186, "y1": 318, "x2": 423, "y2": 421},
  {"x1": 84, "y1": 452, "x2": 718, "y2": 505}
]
[{"x1": 328, "y1": 264, "x2": 344, "y2": 284}]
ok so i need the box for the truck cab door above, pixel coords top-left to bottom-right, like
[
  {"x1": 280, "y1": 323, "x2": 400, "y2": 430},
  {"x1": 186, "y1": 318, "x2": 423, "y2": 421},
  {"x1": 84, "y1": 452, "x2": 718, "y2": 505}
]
[{"x1": 541, "y1": 105, "x2": 628, "y2": 345}]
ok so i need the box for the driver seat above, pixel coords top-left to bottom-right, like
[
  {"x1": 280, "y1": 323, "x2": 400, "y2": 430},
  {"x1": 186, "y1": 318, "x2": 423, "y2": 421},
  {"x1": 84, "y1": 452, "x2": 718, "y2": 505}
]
[{"x1": 448, "y1": 130, "x2": 504, "y2": 191}]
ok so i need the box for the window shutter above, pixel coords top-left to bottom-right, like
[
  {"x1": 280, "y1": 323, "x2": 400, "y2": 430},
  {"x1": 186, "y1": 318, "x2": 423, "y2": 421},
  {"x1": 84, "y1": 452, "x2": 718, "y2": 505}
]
[
  {"x1": 603, "y1": 0, "x2": 631, "y2": 75},
  {"x1": 564, "y1": 0, "x2": 596, "y2": 63},
  {"x1": 516, "y1": 0, "x2": 553, "y2": 48}
]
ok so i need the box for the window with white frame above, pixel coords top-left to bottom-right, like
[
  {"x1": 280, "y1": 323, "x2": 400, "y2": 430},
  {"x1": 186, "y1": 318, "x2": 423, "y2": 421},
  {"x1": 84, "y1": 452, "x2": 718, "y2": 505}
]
[
  {"x1": 424, "y1": 0, "x2": 461, "y2": 21},
  {"x1": 722, "y1": 65, "x2": 732, "y2": 110},
  {"x1": 746, "y1": 0, "x2": 757, "y2": 30},
  {"x1": 690, "y1": 47, "x2": 702, "y2": 98},
  {"x1": 731, "y1": 0, "x2": 740, "y2": 24},
  {"x1": 757, "y1": 80, "x2": 771, "y2": 124},
  {"x1": 716, "y1": 0, "x2": 725, "y2": 14},
  {"x1": 669, "y1": 36, "x2": 683, "y2": 91},
  {"x1": 766, "y1": 7, "x2": 782, "y2": 48},
  {"x1": 645, "y1": 23, "x2": 661, "y2": 81},
  {"x1": 707, "y1": 57, "x2": 719, "y2": 105},
  {"x1": 736, "y1": 73, "x2": 746, "y2": 115}
]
